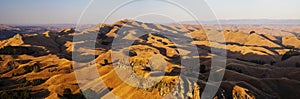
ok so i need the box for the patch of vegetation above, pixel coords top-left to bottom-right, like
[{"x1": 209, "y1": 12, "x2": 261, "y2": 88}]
[
  {"x1": 237, "y1": 58, "x2": 267, "y2": 65},
  {"x1": 23, "y1": 62, "x2": 41, "y2": 73},
  {"x1": 18, "y1": 78, "x2": 31, "y2": 88},
  {"x1": 250, "y1": 31, "x2": 256, "y2": 34},
  {"x1": 63, "y1": 88, "x2": 86, "y2": 99},
  {"x1": 7, "y1": 61, "x2": 18, "y2": 68},
  {"x1": 31, "y1": 79, "x2": 46, "y2": 86},
  {"x1": 0, "y1": 46, "x2": 34, "y2": 55},
  {"x1": 100, "y1": 59, "x2": 109, "y2": 66},
  {"x1": 70, "y1": 65, "x2": 73, "y2": 70},
  {"x1": 0, "y1": 67, "x2": 14, "y2": 74},
  {"x1": 21, "y1": 81, "x2": 32, "y2": 87},
  {"x1": 18, "y1": 78, "x2": 47, "y2": 87},
  {"x1": 16, "y1": 60, "x2": 31, "y2": 64},
  {"x1": 47, "y1": 67, "x2": 59, "y2": 72},
  {"x1": 282, "y1": 48, "x2": 300, "y2": 61},
  {"x1": 0, "y1": 90, "x2": 31, "y2": 99},
  {"x1": 129, "y1": 50, "x2": 137, "y2": 57},
  {"x1": 23, "y1": 66, "x2": 33, "y2": 73},
  {"x1": 285, "y1": 45, "x2": 296, "y2": 49},
  {"x1": 17, "y1": 78, "x2": 26, "y2": 83},
  {"x1": 63, "y1": 88, "x2": 72, "y2": 95}
]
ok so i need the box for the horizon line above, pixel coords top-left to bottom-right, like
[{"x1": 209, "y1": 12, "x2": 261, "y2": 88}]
[{"x1": 2, "y1": 18, "x2": 300, "y2": 25}]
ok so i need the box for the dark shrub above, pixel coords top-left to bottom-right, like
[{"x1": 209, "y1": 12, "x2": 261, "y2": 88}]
[
  {"x1": 129, "y1": 51, "x2": 137, "y2": 57},
  {"x1": 286, "y1": 45, "x2": 295, "y2": 49},
  {"x1": 200, "y1": 65, "x2": 206, "y2": 73},
  {"x1": 282, "y1": 49, "x2": 300, "y2": 61},
  {"x1": 19, "y1": 80, "x2": 31, "y2": 88},
  {"x1": 31, "y1": 79, "x2": 46, "y2": 86},
  {"x1": 63, "y1": 88, "x2": 86, "y2": 99},
  {"x1": 63, "y1": 88, "x2": 72, "y2": 95},
  {"x1": 18, "y1": 78, "x2": 27, "y2": 83},
  {"x1": 0, "y1": 90, "x2": 31, "y2": 99},
  {"x1": 104, "y1": 59, "x2": 109, "y2": 65},
  {"x1": 250, "y1": 31, "x2": 256, "y2": 34},
  {"x1": 23, "y1": 66, "x2": 33, "y2": 73},
  {"x1": 23, "y1": 81, "x2": 32, "y2": 87},
  {"x1": 0, "y1": 46, "x2": 34, "y2": 55}
]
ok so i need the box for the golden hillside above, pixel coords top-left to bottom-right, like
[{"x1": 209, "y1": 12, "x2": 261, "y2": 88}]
[{"x1": 0, "y1": 20, "x2": 300, "y2": 99}]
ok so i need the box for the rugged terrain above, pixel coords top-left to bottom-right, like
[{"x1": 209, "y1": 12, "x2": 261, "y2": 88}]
[{"x1": 0, "y1": 20, "x2": 300, "y2": 99}]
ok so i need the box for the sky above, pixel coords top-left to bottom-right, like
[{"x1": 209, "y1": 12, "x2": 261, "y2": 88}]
[{"x1": 0, "y1": 0, "x2": 299, "y2": 24}]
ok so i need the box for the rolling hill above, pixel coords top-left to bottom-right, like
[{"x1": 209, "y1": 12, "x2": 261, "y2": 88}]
[{"x1": 0, "y1": 20, "x2": 300, "y2": 99}]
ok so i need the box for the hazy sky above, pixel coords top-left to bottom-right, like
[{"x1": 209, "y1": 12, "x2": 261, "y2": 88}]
[{"x1": 0, "y1": 0, "x2": 299, "y2": 24}]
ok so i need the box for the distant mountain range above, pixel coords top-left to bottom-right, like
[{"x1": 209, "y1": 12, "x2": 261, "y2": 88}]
[{"x1": 179, "y1": 19, "x2": 300, "y2": 25}]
